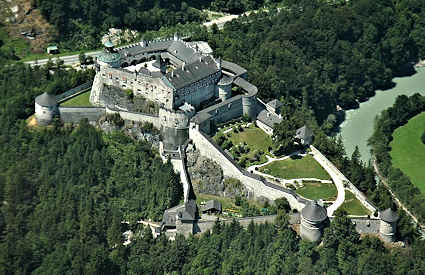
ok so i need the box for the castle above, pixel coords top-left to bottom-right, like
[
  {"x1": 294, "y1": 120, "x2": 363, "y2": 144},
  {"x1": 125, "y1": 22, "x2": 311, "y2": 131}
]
[{"x1": 34, "y1": 36, "x2": 400, "y2": 244}]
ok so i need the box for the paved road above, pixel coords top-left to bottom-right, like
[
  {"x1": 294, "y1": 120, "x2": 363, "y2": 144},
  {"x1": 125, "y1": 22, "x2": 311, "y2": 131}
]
[
  {"x1": 24, "y1": 10, "x2": 249, "y2": 67},
  {"x1": 25, "y1": 51, "x2": 101, "y2": 67}
]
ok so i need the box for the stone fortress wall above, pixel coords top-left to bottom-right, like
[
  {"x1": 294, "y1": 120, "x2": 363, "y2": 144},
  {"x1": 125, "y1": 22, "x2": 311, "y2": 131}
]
[{"x1": 188, "y1": 124, "x2": 307, "y2": 212}]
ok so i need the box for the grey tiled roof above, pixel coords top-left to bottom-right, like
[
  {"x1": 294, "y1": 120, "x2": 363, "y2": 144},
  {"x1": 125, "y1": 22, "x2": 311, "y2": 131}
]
[
  {"x1": 380, "y1": 208, "x2": 399, "y2": 222},
  {"x1": 166, "y1": 55, "x2": 219, "y2": 90},
  {"x1": 301, "y1": 200, "x2": 327, "y2": 222},
  {"x1": 190, "y1": 112, "x2": 212, "y2": 124},
  {"x1": 218, "y1": 75, "x2": 233, "y2": 85},
  {"x1": 267, "y1": 99, "x2": 283, "y2": 110},
  {"x1": 202, "y1": 200, "x2": 222, "y2": 213},
  {"x1": 233, "y1": 77, "x2": 258, "y2": 95},
  {"x1": 162, "y1": 200, "x2": 198, "y2": 227},
  {"x1": 221, "y1": 60, "x2": 247, "y2": 76},
  {"x1": 167, "y1": 41, "x2": 200, "y2": 63},
  {"x1": 35, "y1": 92, "x2": 57, "y2": 106},
  {"x1": 256, "y1": 109, "x2": 282, "y2": 128},
  {"x1": 296, "y1": 125, "x2": 313, "y2": 140}
]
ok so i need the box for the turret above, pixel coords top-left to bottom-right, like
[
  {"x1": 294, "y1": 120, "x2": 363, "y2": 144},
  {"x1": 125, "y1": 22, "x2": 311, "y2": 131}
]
[
  {"x1": 379, "y1": 207, "x2": 399, "y2": 242},
  {"x1": 35, "y1": 92, "x2": 58, "y2": 125},
  {"x1": 217, "y1": 75, "x2": 232, "y2": 101},
  {"x1": 300, "y1": 200, "x2": 328, "y2": 242}
]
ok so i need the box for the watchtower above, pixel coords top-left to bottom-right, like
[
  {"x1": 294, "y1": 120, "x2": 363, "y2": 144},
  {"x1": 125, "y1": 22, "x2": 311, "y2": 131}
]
[
  {"x1": 34, "y1": 92, "x2": 58, "y2": 125},
  {"x1": 300, "y1": 200, "x2": 328, "y2": 242},
  {"x1": 379, "y1": 207, "x2": 399, "y2": 242}
]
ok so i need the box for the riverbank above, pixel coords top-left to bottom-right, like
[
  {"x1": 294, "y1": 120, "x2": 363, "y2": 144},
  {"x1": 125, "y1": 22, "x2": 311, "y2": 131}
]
[{"x1": 339, "y1": 67, "x2": 425, "y2": 162}]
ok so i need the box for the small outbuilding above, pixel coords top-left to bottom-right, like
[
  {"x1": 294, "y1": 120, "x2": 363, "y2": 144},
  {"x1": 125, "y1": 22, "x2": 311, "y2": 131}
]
[
  {"x1": 46, "y1": 45, "x2": 59, "y2": 54},
  {"x1": 201, "y1": 200, "x2": 222, "y2": 214},
  {"x1": 295, "y1": 125, "x2": 313, "y2": 146}
]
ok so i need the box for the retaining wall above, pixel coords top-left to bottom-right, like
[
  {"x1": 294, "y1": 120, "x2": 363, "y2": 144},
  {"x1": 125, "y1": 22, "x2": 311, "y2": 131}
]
[
  {"x1": 105, "y1": 106, "x2": 161, "y2": 128},
  {"x1": 189, "y1": 127, "x2": 306, "y2": 211},
  {"x1": 59, "y1": 107, "x2": 106, "y2": 123}
]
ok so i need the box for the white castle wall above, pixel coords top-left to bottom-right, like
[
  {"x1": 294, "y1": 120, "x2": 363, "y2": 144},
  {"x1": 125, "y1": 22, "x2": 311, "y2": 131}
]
[
  {"x1": 98, "y1": 66, "x2": 174, "y2": 109},
  {"x1": 35, "y1": 103, "x2": 58, "y2": 125},
  {"x1": 189, "y1": 126, "x2": 305, "y2": 211}
]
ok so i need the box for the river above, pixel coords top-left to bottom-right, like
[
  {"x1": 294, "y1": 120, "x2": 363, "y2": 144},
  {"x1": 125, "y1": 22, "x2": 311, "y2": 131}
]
[{"x1": 339, "y1": 67, "x2": 425, "y2": 163}]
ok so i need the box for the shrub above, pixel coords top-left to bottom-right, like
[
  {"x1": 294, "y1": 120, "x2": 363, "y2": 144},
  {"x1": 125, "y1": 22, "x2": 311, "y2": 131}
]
[{"x1": 421, "y1": 130, "x2": 425, "y2": 145}]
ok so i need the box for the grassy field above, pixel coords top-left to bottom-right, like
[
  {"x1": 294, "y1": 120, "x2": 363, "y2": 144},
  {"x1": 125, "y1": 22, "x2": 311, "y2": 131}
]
[
  {"x1": 60, "y1": 91, "x2": 92, "y2": 107},
  {"x1": 296, "y1": 181, "x2": 337, "y2": 201},
  {"x1": 390, "y1": 112, "x2": 425, "y2": 195},
  {"x1": 339, "y1": 190, "x2": 370, "y2": 216},
  {"x1": 259, "y1": 155, "x2": 331, "y2": 180}
]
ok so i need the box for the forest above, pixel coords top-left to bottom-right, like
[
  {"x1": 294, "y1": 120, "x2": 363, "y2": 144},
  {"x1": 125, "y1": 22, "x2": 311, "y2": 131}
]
[
  {"x1": 1, "y1": 0, "x2": 425, "y2": 273},
  {"x1": 195, "y1": 0, "x2": 425, "y2": 128},
  {"x1": 0, "y1": 64, "x2": 183, "y2": 273},
  {"x1": 369, "y1": 94, "x2": 425, "y2": 223}
]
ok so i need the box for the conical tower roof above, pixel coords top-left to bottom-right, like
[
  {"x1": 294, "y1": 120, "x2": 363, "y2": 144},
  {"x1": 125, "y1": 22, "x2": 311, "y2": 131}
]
[
  {"x1": 35, "y1": 92, "x2": 57, "y2": 106},
  {"x1": 380, "y1": 208, "x2": 399, "y2": 223},
  {"x1": 301, "y1": 200, "x2": 327, "y2": 222}
]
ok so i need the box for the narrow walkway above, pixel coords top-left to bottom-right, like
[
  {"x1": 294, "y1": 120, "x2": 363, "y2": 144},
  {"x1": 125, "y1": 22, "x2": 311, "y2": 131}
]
[
  {"x1": 309, "y1": 146, "x2": 345, "y2": 216},
  {"x1": 246, "y1": 151, "x2": 304, "y2": 172}
]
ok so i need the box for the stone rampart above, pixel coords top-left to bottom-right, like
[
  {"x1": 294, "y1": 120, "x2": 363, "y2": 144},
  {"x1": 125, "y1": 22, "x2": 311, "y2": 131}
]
[
  {"x1": 189, "y1": 127, "x2": 306, "y2": 211},
  {"x1": 159, "y1": 108, "x2": 192, "y2": 129},
  {"x1": 105, "y1": 106, "x2": 160, "y2": 128},
  {"x1": 59, "y1": 107, "x2": 106, "y2": 123}
]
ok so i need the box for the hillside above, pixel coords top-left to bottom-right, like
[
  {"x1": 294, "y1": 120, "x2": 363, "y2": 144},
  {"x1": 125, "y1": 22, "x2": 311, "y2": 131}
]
[{"x1": 1, "y1": 0, "x2": 56, "y2": 54}]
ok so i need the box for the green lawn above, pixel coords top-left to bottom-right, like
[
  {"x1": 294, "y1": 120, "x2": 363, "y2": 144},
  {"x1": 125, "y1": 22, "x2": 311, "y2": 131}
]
[
  {"x1": 296, "y1": 181, "x2": 337, "y2": 201},
  {"x1": 259, "y1": 155, "x2": 331, "y2": 180},
  {"x1": 214, "y1": 123, "x2": 273, "y2": 167},
  {"x1": 389, "y1": 112, "x2": 425, "y2": 195},
  {"x1": 60, "y1": 91, "x2": 92, "y2": 107},
  {"x1": 339, "y1": 191, "x2": 371, "y2": 216},
  {"x1": 227, "y1": 125, "x2": 273, "y2": 152}
]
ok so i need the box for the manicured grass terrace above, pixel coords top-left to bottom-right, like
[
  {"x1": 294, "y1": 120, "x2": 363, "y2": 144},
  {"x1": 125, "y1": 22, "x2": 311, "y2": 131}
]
[
  {"x1": 296, "y1": 181, "x2": 337, "y2": 201},
  {"x1": 339, "y1": 190, "x2": 370, "y2": 216},
  {"x1": 389, "y1": 111, "x2": 425, "y2": 195},
  {"x1": 60, "y1": 91, "x2": 92, "y2": 107},
  {"x1": 259, "y1": 155, "x2": 331, "y2": 180}
]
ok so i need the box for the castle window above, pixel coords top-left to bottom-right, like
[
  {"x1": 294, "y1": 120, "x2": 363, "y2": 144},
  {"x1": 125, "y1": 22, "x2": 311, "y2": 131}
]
[{"x1": 228, "y1": 103, "x2": 232, "y2": 109}]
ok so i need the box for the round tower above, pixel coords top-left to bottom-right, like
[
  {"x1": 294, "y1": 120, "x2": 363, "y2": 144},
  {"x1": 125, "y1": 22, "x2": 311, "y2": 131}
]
[
  {"x1": 217, "y1": 75, "x2": 232, "y2": 101},
  {"x1": 242, "y1": 95, "x2": 257, "y2": 120},
  {"x1": 35, "y1": 92, "x2": 58, "y2": 126},
  {"x1": 97, "y1": 40, "x2": 121, "y2": 68},
  {"x1": 379, "y1": 208, "x2": 399, "y2": 242},
  {"x1": 300, "y1": 200, "x2": 328, "y2": 242}
]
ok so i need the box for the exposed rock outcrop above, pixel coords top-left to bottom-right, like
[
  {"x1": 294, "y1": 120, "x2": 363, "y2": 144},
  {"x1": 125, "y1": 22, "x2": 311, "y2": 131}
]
[{"x1": 186, "y1": 144, "x2": 248, "y2": 198}]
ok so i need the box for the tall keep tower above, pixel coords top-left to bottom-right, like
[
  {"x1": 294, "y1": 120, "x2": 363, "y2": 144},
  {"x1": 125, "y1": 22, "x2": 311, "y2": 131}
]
[{"x1": 300, "y1": 200, "x2": 328, "y2": 242}]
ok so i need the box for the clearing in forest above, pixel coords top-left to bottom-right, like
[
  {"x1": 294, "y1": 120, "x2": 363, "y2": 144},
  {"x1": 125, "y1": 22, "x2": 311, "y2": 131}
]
[{"x1": 390, "y1": 111, "x2": 425, "y2": 195}]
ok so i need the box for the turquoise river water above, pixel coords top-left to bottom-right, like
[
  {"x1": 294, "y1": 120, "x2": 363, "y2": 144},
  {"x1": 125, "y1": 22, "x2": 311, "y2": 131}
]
[{"x1": 339, "y1": 67, "x2": 425, "y2": 162}]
